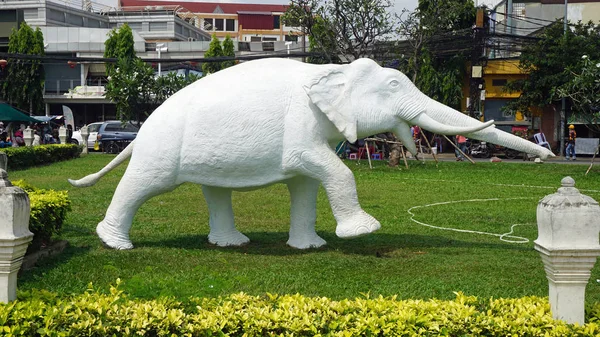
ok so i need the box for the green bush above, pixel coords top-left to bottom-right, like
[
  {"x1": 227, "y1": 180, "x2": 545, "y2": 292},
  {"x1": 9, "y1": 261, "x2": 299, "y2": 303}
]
[
  {"x1": 0, "y1": 144, "x2": 81, "y2": 170},
  {"x1": 2, "y1": 282, "x2": 600, "y2": 336},
  {"x1": 12, "y1": 180, "x2": 71, "y2": 248}
]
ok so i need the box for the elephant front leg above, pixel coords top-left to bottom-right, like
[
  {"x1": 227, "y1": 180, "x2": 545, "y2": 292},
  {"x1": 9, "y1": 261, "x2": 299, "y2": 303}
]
[
  {"x1": 202, "y1": 186, "x2": 250, "y2": 247},
  {"x1": 293, "y1": 148, "x2": 381, "y2": 238},
  {"x1": 286, "y1": 176, "x2": 326, "y2": 249}
]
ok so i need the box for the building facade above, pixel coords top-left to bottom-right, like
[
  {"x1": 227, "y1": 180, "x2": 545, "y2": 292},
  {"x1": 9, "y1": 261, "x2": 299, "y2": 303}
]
[
  {"x1": 119, "y1": 0, "x2": 304, "y2": 43},
  {"x1": 0, "y1": 0, "x2": 303, "y2": 125}
]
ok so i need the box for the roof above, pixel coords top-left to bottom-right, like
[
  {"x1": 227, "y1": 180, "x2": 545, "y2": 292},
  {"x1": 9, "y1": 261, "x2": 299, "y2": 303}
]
[
  {"x1": 119, "y1": 0, "x2": 288, "y2": 14},
  {"x1": 0, "y1": 104, "x2": 42, "y2": 123}
]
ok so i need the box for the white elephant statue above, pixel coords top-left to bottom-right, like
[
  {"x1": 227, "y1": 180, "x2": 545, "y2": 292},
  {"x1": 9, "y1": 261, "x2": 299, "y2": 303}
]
[{"x1": 69, "y1": 58, "x2": 554, "y2": 250}]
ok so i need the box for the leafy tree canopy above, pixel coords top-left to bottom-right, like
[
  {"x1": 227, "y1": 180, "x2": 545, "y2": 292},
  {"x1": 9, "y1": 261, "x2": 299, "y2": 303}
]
[
  {"x1": 397, "y1": 0, "x2": 476, "y2": 109},
  {"x1": 104, "y1": 24, "x2": 135, "y2": 77},
  {"x1": 504, "y1": 20, "x2": 600, "y2": 116},
  {"x1": 1, "y1": 22, "x2": 45, "y2": 114},
  {"x1": 202, "y1": 34, "x2": 224, "y2": 75},
  {"x1": 221, "y1": 35, "x2": 236, "y2": 69},
  {"x1": 282, "y1": 0, "x2": 395, "y2": 62},
  {"x1": 105, "y1": 58, "x2": 155, "y2": 124},
  {"x1": 557, "y1": 55, "x2": 600, "y2": 134}
]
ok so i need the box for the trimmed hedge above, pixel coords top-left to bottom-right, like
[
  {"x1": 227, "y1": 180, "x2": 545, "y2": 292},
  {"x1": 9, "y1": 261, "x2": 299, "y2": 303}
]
[
  {"x1": 0, "y1": 144, "x2": 81, "y2": 170},
  {"x1": 2, "y1": 281, "x2": 600, "y2": 336},
  {"x1": 12, "y1": 180, "x2": 71, "y2": 248}
]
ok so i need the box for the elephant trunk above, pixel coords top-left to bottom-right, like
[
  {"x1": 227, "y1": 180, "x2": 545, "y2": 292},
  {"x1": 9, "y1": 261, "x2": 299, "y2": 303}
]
[{"x1": 418, "y1": 99, "x2": 555, "y2": 160}]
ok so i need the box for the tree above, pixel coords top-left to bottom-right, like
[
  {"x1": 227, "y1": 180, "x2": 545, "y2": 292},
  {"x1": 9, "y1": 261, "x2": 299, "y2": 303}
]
[
  {"x1": 104, "y1": 24, "x2": 135, "y2": 77},
  {"x1": 221, "y1": 35, "x2": 236, "y2": 69},
  {"x1": 105, "y1": 58, "x2": 155, "y2": 124},
  {"x1": 504, "y1": 20, "x2": 600, "y2": 116},
  {"x1": 154, "y1": 72, "x2": 201, "y2": 103},
  {"x1": 397, "y1": 0, "x2": 476, "y2": 109},
  {"x1": 202, "y1": 34, "x2": 223, "y2": 75},
  {"x1": 282, "y1": 0, "x2": 395, "y2": 62},
  {"x1": 306, "y1": 16, "x2": 340, "y2": 64},
  {"x1": 1, "y1": 22, "x2": 45, "y2": 114},
  {"x1": 557, "y1": 55, "x2": 600, "y2": 134}
]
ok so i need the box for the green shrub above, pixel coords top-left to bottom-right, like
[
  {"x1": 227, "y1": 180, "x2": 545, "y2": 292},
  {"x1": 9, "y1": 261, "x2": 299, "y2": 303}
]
[
  {"x1": 12, "y1": 180, "x2": 71, "y2": 248},
  {"x1": 2, "y1": 282, "x2": 600, "y2": 336},
  {"x1": 0, "y1": 144, "x2": 81, "y2": 170}
]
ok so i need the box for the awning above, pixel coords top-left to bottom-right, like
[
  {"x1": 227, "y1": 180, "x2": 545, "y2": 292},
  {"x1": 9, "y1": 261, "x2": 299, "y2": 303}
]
[{"x1": 0, "y1": 103, "x2": 42, "y2": 123}]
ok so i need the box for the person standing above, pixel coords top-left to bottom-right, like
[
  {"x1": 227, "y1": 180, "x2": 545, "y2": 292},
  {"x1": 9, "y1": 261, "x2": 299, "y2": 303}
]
[
  {"x1": 565, "y1": 125, "x2": 577, "y2": 160},
  {"x1": 455, "y1": 135, "x2": 468, "y2": 161}
]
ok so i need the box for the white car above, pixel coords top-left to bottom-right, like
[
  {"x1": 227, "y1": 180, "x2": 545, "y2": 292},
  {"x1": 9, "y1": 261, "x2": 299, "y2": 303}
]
[{"x1": 71, "y1": 122, "x2": 103, "y2": 150}]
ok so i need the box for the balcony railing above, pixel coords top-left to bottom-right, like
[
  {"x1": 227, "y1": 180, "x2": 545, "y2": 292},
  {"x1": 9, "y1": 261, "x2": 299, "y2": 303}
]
[{"x1": 44, "y1": 79, "x2": 108, "y2": 96}]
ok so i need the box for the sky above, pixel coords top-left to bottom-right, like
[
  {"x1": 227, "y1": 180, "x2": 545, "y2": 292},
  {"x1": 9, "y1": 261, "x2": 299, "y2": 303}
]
[{"x1": 95, "y1": 0, "x2": 504, "y2": 13}]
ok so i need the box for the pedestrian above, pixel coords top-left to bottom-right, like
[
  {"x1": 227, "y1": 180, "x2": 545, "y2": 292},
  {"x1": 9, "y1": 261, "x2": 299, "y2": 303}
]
[
  {"x1": 565, "y1": 124, "x2": 577, "y2": 160},
  {"x1": 455, "y1": 135, "x2": 468, "y2": 161}
]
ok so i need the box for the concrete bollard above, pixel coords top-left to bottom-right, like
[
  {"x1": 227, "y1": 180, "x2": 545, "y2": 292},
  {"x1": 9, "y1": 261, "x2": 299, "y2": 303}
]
[
  {"x1": 23, "y1": 127, "x2": 34, "y2": 147},
  {"x1": 58, "y1": 126, "x2": 67, "y2": 144},
  {"x1": 0, "y1": 153, "x2": 33, "y2": 303},
  {"x1": 535, "y1": 176, "x2": 600, "y2": 324},
  {"x1": 80, "y1": 125, "x2": 89, "y2": 154}
]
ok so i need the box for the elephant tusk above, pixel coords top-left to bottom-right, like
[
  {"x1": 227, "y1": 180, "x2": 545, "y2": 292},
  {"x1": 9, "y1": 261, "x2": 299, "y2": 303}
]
[{"x1": 411, "y1": 112, "x2": 495, "y2": 135}]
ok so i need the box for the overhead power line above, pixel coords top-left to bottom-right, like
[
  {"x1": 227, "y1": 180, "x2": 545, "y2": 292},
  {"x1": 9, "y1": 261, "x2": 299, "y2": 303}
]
[{"x1": 0, "y1": 51, "x2": 324, "y2": 65}]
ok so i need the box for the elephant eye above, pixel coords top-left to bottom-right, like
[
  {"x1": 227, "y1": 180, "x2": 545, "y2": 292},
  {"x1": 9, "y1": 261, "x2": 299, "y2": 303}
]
[{"x1": 389, "y1": 80, "x2": 400, "y2": 88}]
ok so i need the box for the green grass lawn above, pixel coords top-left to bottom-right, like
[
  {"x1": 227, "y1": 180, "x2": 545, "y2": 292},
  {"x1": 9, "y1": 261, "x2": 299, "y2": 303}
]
[{"x1": 9, "y1": 154, "x2": 600, "y2": 303}]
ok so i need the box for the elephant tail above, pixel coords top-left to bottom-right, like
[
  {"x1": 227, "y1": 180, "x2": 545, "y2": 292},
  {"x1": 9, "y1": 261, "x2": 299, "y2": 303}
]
[{"x1": 68, "y1": 139, "x2": 136, "y2": 187}]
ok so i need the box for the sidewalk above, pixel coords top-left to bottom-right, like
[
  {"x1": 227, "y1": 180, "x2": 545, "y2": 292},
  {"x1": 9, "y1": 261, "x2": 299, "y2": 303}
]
[{"x1": 403, "y1": 151, "x2": 598, "y2": 164}]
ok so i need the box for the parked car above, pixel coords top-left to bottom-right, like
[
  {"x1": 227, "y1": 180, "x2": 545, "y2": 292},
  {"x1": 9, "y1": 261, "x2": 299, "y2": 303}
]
[
  {"x1": 71, "y1": 122, "x2": 103, "y2": 149},
  {"x1": 96, "y1": 121, "x2": 139, "y2": 154}
]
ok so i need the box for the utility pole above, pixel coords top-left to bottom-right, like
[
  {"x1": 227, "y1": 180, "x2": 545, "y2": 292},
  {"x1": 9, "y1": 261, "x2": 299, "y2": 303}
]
[
  {"x1": 468, "y1": 7, "x2": 487, "y2": 118},
  {"x1": 559, "y1": 0, "x2": 567, "y2": 155}
]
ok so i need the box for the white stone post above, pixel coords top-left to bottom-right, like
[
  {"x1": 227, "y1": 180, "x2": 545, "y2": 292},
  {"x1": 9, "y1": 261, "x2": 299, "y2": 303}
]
[
  {"x1": 58, "y1": 126, "x2": 67, "y2": 144},
  {"x1": 23, "y1": 127, "x2": 34, "y2": 146},
  {"x1": 80, "y1": 125, "x2": 89, "y2": 154},
  {"x1": 535, "y1": 176, "x2": 600, "y2": 324},
  {"x1": 0, "y1": 153, "x2": 34, "y2": 303}
]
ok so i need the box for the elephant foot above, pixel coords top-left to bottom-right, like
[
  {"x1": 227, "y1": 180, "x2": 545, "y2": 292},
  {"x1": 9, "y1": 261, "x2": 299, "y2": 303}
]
[
  {"x1": 97, "y1": 220, "x2": 134, "y2": 250},
  {"x1": 208, "y1": 230, "x2": 250, "y2": 247},
  {"x1": 335, "y1": 211, "x2": 381, "y2": 238},
  {"x1": 287, "y1": 234, "x2": 327, "y2": 249}
]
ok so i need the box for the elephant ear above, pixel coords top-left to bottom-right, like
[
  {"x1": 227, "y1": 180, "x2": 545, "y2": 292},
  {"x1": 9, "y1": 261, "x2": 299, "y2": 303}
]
[{"x1": 304, "y1": 70, "x2": 357, "y2": 143}]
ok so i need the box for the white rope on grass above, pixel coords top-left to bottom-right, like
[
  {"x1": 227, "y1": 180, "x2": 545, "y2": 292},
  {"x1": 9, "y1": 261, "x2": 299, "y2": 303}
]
[
  {"x1": 407, "y1": 197, "x2": 537, "y2": 243},
  {"x1": 399, "y1": 177, "x2": 600, "y2": 194}
]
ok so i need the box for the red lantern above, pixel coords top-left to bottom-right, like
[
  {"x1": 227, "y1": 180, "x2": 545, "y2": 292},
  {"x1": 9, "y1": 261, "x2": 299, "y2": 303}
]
[
  {"x1": 68, "y1": 60, "x2": 76, "y2": 68},
  {"x1": 190, "y1": 61, "x2": 197, "y2": 67},
  {"x1": 151, "y1": 62, "x2": 157, "y2": 68},
  {"x1": 0, "y1": 59, "x2": 7, "y2": 70}
]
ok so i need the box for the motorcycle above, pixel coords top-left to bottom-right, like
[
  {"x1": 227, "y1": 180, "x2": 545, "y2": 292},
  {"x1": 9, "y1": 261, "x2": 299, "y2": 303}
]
[{"x1": 468, "y1": 140, "x2": 521, "y2": 159}]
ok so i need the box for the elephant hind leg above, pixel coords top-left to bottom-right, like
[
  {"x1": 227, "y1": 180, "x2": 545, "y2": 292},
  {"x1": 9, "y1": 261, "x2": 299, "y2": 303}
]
[
  {"x1": 286, "y1": 176, "x2": 326, "y2": 249},
  {"x1": 202, "y1": 186, "x2": 249, "y2": 247},
  {"x1": 98, "y1": 169, "x2": 178, "y2": 250}
]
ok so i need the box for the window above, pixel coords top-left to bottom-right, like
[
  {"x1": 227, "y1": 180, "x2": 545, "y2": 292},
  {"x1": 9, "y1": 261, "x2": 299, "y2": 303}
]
[
  {"x1": 104, "y1": 123, "x2": 138, "y2": 132},
  {"x1": 285, "y1": 35, "x2": 298, "y2": 42},
  {"x1": 250, "y1": 36, "x2": 261, "y2": 42},
  {"x1": 492, "y1": 79, "x2": 508, "y2": 86},
  {"x1": 88, "y1": 124, "x2": 101, "y2": 133},
  {"x1": 273, "y1": 15, "x2": 280, "y2": 29},
  {"x1": 214, "y1": 18, "x2": 224, "y2": 31},
  {"x1": 263, "y1": 41, "x2": 274, "y2": 51},
  {"x1": 513, "y1": 3, "x2": 525, "y2": 18},
  {"x1": 203, "y1": 18, "x2": 213, "y2": 30},
  {"x1": 225, "y1": 19, "x2": 235, "y2": 31}
]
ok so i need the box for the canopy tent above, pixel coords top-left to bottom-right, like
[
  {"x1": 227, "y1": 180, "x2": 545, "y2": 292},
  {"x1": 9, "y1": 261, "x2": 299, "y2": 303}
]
[{"x1": 0, "y1": 103, "x2": 42, "y2": 123}]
